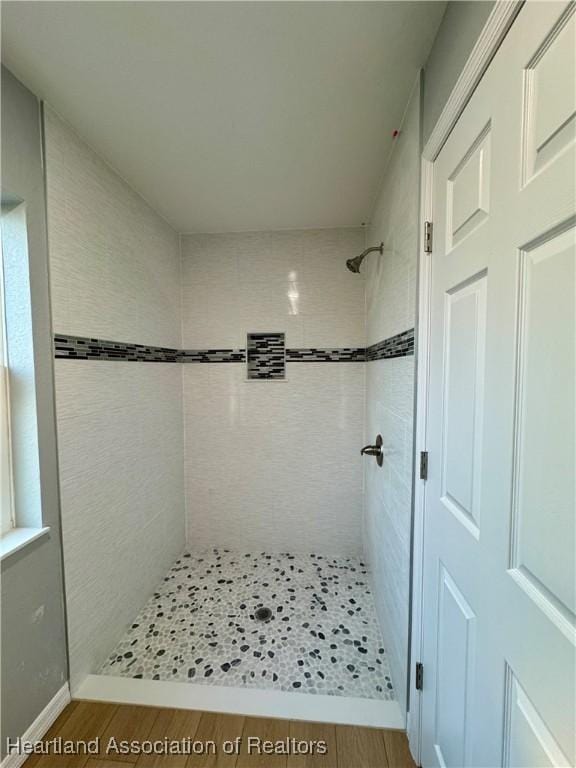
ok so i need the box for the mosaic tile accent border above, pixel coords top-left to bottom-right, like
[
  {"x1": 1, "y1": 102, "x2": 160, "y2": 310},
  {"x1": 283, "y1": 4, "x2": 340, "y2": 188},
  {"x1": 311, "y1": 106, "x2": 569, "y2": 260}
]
[
  {"x1": 366, "y1": 329, "x2": 414, "y2": 361},
  {"x1": 54, "y1": 329, "x2": 414, "y2": 364},
  {"x1": 180, "y1": 349, "x2": 246, "y2": 363},
  {"x1": 247, "y1": 333, "x2": 286, "y2": 379},
  {"x1": 54, "y1": 334, "x2": 180, "y2": 362},
  {"x1": 286, "y1": 348, "x2": 366, "y2": 362}
]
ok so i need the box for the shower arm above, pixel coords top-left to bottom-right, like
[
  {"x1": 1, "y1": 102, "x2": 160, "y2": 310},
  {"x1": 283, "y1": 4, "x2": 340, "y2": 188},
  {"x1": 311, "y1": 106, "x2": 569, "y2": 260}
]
[{"x1": 362, "y1": 244, "x2": 384, "y2": 258}]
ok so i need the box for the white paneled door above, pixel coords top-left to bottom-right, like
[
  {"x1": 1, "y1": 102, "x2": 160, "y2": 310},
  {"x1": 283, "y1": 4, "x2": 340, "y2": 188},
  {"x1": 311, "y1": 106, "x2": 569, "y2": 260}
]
[{"x1": 421, "y1": 3, "x2": 575, "y2": 767}]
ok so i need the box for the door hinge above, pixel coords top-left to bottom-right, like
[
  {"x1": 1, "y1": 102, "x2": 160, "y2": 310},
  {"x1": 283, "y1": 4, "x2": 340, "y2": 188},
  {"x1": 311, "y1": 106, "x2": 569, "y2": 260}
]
[
  {"x1": 419, "y1": 451, "x2": 428, "y2": 481},
  {"x1": 415, "y1": 662, "x2": 424, "y2": 691},
  {"x1": 424, "y1": 221, "x2": 433, "y2": 253}
]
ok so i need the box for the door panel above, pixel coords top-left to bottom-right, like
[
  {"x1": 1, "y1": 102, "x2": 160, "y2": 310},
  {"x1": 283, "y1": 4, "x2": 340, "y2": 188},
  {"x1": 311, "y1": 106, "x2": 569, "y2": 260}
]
[
  {"x1": 441, "y1": 272, "x2": 487, "y2": 537},
  {"x1": 421, "y1": 3, "x2": 576, "y2": 766},
  {"x1": 434, "y1": 565, "x2": 476, "y2": 768},
  {"x1": 503, "y1": 668, "x2": 571, "y2": 768},
  {"x1": 447, "y1": 124, "x2": 491, "y2": 251},
  {"x1": 522, "y1": 6, "x2": 576, "y2": 184},
  {"x1": 511, "y1": 226, "x2": 575, "y2": 621}
]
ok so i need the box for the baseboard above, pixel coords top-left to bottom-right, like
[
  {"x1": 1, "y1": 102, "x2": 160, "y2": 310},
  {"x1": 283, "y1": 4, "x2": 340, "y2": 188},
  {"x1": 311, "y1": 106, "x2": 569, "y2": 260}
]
[
  {"x1": 1, "y1": 683, "x2": 71, "y2": 768},
  {"x1": 76, "y1": 674, "x2": 405, "y2": 729}
]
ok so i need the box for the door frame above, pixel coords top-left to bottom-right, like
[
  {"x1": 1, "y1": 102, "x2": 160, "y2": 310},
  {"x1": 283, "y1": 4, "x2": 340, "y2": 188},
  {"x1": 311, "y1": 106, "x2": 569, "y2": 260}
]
[{"x1": 408, "y1": 2, "x2": 524, "y2": 762}]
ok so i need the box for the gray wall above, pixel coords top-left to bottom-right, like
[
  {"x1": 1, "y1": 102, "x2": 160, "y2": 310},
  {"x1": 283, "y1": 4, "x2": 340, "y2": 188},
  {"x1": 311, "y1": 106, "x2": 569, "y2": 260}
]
[
  {"x1": 423, "y1": 1, "x2": 495, "y2": 143},
  {"x1": 1, "y1": 67, "x2": 68, "y2": 757}
]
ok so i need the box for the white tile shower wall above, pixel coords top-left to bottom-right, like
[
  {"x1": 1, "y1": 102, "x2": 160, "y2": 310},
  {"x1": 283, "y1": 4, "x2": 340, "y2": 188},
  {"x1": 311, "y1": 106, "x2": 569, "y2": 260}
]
[
  {"x1": 183, "y1": 363, "x2": 364, "y2": 554},
  {"x1": 55, "y1": 362, "x2": 185, "y2": 690},
  {"x1": 44, "y1": 109, "x2": 185, "y2": 690},
  {"x1": 363, "y1": 76, "x2": 421, "y2": 712},
  {"x1": 180, "y1": 228, "x2": 366, "y2": 555},
  {"x1": 44, "y1": 107, "x2": 181, "y2": 349},
  {"x1": 180, "y1": 229, "x2": 366, "y2": 350}
]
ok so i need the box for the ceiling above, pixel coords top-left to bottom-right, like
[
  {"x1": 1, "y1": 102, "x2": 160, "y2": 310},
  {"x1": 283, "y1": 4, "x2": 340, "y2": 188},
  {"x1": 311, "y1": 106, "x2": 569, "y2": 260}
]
[{"x1": 2, "y1": 2, "x2": 445, "y2": 233}]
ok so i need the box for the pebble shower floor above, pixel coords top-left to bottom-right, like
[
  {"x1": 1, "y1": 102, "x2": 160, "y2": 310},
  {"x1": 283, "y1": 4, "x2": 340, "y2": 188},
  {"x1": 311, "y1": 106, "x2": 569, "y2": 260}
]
[{"x1": 100, "y1": 549, "x2": 394, "y2": 700}]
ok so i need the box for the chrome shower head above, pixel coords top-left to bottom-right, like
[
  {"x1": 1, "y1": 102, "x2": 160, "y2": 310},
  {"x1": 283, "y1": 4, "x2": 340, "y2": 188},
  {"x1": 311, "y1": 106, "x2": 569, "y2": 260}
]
[
  {"x1": 346, "y1": 243, "x2": 384, "y2": 273},
  {"x1": 345, "y1": 254, "x2": 364, "y2": 273}
]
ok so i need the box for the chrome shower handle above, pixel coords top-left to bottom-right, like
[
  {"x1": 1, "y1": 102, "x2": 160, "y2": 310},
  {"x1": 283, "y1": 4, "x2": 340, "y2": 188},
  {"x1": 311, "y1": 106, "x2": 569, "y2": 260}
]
[{"x1": 361, "y1": 435, "x2": 383, "y2": 466}]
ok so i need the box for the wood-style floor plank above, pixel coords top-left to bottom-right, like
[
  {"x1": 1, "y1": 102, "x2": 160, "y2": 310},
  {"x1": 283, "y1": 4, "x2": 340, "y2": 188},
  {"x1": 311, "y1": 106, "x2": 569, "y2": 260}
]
[
  {"x1": 335, "y1": 725, "x2": 389, "y2": 768},
  {"x1": 186, "y1": 712, "x2": 245, "y2": 767},
  {"x1": 382, "y1": 729, "x2": 416, "y2": 768},
  {"x1": 287, "y1": 721, "x2": 337, "y2": 768},
  {"x1": 21, "y1": 702, "x2": 416, "y2": 768},
  {"x1": 134, "y1": 708, "x2": 202, "y2": 768},
  {"x1": 85, "y1": 761, "x2": 134, "y2": 768},
  {"x1": 24, "y1": 702, "x2": 80, "y2": 768},
  {"x1": 97, "y1": 705, "x2": 160, "y2": 763},
  {"x1": 27, "y1": 701, "x2": 117, "y2": 768},
  {"x1": 236, "y1": 716, "x2": 289, "y2": 768}
]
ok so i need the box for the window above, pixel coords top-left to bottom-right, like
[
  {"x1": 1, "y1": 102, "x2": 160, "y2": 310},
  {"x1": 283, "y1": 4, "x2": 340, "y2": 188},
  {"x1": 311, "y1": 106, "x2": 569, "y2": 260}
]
[
  {"x1": 0, "y1": 236, "x2": 14, "y2": 534},
  {"x1": 0, "y1": 199, "x2": 49, "y2": 558}
]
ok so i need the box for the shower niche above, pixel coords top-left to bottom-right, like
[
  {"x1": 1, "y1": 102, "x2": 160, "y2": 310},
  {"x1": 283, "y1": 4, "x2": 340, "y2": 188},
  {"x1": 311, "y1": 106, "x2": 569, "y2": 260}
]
[{"x1": 246, "y1": 332, "x2": 286, "y2": 380}]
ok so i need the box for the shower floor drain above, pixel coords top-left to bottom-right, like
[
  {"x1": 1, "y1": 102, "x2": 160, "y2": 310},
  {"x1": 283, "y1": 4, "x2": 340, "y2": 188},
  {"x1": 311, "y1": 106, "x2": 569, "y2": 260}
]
[{"x1": 254, "y1": 606, "x2": 273, "y2": 623}]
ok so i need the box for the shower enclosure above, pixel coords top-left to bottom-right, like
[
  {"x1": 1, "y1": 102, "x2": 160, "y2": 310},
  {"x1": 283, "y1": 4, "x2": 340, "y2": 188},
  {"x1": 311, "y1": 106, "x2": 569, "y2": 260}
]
[{"x1": 45, "y1": 77, "x2": 420, "y2": 727}]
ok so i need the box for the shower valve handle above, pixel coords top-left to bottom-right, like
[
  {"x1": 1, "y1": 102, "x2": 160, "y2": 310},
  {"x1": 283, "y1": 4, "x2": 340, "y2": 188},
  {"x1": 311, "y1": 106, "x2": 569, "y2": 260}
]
[{"x1": 361, "y1": 435, "x2": 383, "y2": 467}]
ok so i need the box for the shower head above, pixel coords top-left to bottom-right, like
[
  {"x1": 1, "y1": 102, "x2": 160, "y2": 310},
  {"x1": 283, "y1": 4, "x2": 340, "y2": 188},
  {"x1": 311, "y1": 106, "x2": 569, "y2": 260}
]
[{"x1": 346, "y1": 243, "x2": 384, "y2": 273}]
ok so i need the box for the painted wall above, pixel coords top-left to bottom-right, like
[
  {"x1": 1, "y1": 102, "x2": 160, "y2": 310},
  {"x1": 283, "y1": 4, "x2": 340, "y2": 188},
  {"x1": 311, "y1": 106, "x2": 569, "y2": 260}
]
[
  {"x1": 363, "y1": 76, "x2": 422, "y2": 713},
  {"x1": 180, "y1": 229, "x2": 365, "y2": 555},
  {"x1": 0, "y1": 68, "x2": 68, "y2": 757},
  {"x1": 423, "y1": 1, "x2": 495, "y2": 143},
  {"x1": 44, "y1": 107, "x2": 185, "y2": 690}
]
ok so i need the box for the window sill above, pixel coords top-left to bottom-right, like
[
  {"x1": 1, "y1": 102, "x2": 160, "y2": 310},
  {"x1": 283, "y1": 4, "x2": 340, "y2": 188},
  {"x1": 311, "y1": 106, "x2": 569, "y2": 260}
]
[{"x1": 0, "y1": 526, "x2": 50, "y2": 561}]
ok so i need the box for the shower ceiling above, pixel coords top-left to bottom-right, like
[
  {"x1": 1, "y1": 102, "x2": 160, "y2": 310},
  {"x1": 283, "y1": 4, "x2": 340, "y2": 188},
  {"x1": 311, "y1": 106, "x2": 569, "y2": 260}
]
[{"x1": 1, "y1": 1, "x2": 445, "y2": 233}]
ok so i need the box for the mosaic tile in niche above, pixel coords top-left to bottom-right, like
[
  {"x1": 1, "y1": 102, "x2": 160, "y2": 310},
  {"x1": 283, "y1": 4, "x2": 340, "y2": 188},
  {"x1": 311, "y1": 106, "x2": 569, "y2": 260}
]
[{"x1": 99, "y1": 549, "x2": 394, "y2": 700}]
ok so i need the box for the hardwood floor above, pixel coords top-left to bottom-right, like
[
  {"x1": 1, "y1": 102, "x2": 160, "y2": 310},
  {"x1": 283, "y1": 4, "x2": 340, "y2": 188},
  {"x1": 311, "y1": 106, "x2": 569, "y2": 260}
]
[{"x1": 23, "y1": 701, "x2": 417, "y2": 768}]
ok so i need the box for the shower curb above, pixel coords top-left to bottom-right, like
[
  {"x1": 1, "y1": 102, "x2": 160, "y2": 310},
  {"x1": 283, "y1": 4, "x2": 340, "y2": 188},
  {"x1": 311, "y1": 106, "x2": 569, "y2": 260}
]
[{"x1": 75, "y1": 674, "x2": 404, "y2": 729}]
